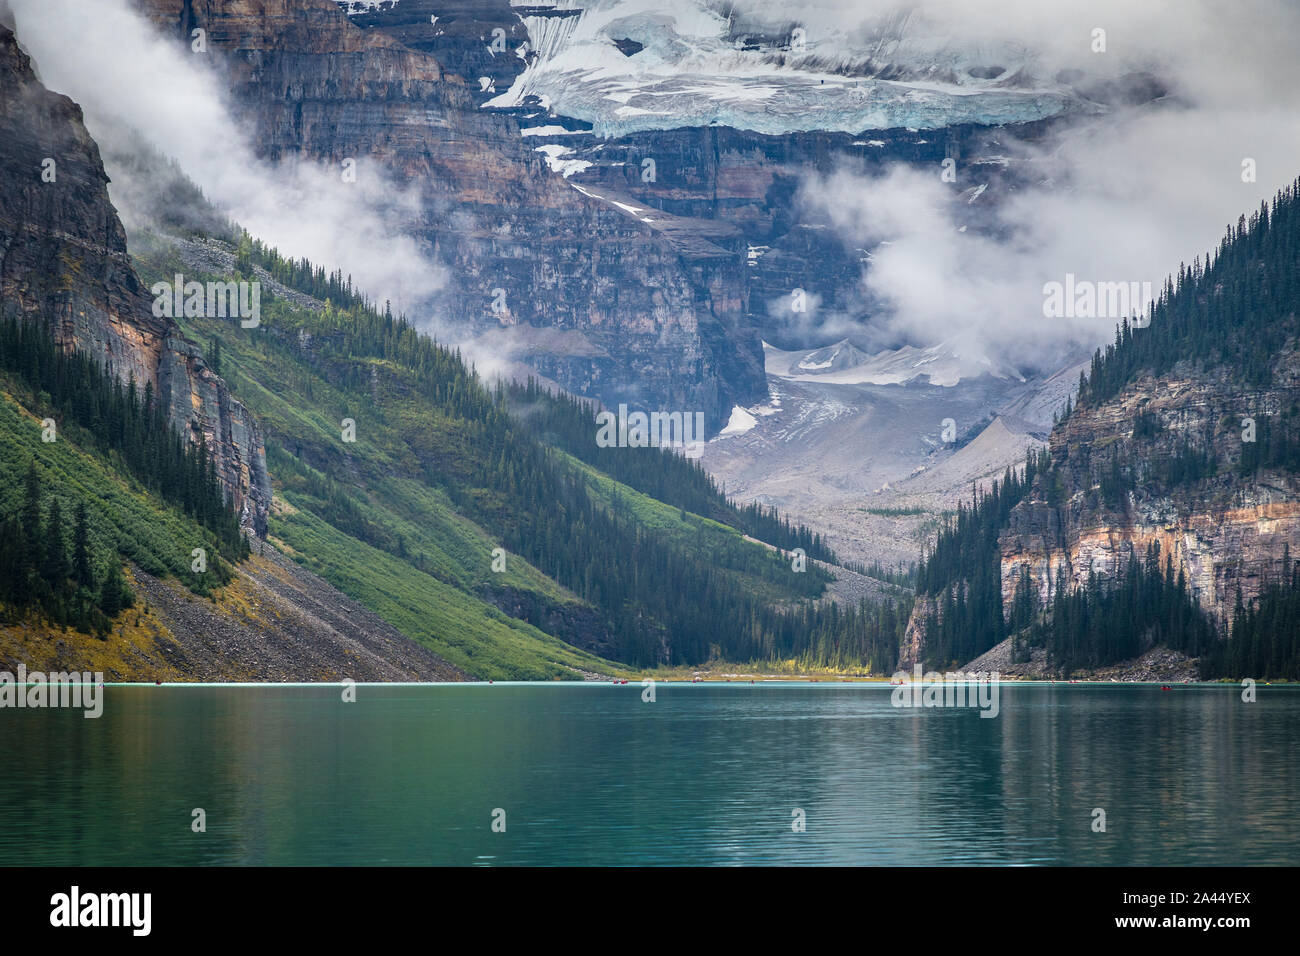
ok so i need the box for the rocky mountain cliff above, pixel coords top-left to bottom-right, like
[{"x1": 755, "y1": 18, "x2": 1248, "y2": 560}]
[
  {"x1": 131, "y1": 0, "x2": 764, "y2": 430},
  {"x1": 516, "y1": 119, "x2": 1041, "y2": 350},
  {"x1": 0, "y1": 23, "x2": 270, "y2": 533},
  {"x1": 339, "y1": 0, "x2": 532, "y2": 94},
  {"x1": 1001, "y1": 350, "x2": 1300, "y2": 627},
  {"x1": 125, "y1": 0, "x2": 1148, "y2": 430}
]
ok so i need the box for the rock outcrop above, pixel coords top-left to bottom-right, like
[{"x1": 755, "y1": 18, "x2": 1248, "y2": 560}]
[
  {"x1": 898, "y1": 594, "x2": 932, "y2": 668},
  {"x1": 1000, "y1": 350, "x2": 1300, "y2": 627},
  {"x1": 0, "y1": 24, "x2": 270, "y2": 533}
]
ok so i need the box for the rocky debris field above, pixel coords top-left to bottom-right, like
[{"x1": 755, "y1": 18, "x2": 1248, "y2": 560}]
[
  {"x1": 819, "y1": 561, "x2": 911, "y2": 607},
  {"x1": 963, "y1": 636, "x2": 1200, "y2": 682},
  {"x1": 127, "y1": 542, "x2": 468, "y2": 682}
]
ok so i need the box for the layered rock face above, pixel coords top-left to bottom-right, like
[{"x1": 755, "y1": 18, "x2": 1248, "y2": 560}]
[
  {"x1": 558, "y1": 120, "x2": 1046, "y2": 350},
  {"x1": 0, "y1": 25, "x2": 270, "y2": 533},
  {"x1": 338, "y1": 0, "x2": 531, "y2": 94},
  {"x1": 131, "y1": 0, "x2": 765, "y2": 430},
  {"x1": 1000, "y1": 351, "x2": 1300, "y2": 626}
]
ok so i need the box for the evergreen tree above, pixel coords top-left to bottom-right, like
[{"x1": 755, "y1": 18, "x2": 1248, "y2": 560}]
[
  {"x1": 72, "y1": 502, "x2": 93, "y2": 587},
  {"x1": 98, "y1": 562, "x2": 131, "y2": 619},
  {"x1": 21, "y1": 459, "x2": 41, "y2": 566},
  {"x1": 41, "y1": 497, "x2": 69, "y2": 587}
]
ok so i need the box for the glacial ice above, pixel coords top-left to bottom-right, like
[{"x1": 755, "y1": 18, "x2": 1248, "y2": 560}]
[{"x1": 492, "y1": 0, "x2": 1091, "y2": 137}]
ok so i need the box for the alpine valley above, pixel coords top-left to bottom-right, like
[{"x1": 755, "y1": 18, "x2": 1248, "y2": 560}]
[{"x1": 1, "y1": 0, "x2": 1298, "y2": 686}]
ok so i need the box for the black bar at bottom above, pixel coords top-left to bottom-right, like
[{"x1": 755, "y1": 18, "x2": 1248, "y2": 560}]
[{"x1": 11, "y1": 866, "x2": 1286, "y2": 941}]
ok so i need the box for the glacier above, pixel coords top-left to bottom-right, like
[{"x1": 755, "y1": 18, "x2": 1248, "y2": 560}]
[{"x1": 490, "y1": 0, "x2": 1097, "y2": 137}]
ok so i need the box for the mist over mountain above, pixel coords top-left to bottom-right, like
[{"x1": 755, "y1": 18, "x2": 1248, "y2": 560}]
[
  {"x1": 13, "y1": 0, "x2": 1300, "y2": 407},
  {"x1": 8, "y1": 0, "x2": 445, "y2": 320}
]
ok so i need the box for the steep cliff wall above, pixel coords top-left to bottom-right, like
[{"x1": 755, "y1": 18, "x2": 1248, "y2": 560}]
[
  {"x1": 899, "y1": 594, "x2": 932, "y2": 668},
  {"x1": 131, "y1": 0, "x2": 764, "y2": 429},
  {"x1": 1000, "y1": 349, "x2": 1300, "y2": 626},
  {"x1": 0, "y1": 25, "x2": 270, "y2": 533},
  {"x1": 338, "y1": 0, "x2": 531, "y2": 94},
  {"x1": 557, "y1": 120, "x2": 1049, "y2": 349}
]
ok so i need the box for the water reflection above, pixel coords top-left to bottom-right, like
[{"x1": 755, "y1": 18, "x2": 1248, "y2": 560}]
[{"x1": 0, "y1": 683, "x2": 1294, "y2": 865}]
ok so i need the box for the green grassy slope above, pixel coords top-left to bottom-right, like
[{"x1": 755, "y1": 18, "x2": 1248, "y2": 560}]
[
  {"x1": 0, "y1": 385, "x2": 225, "y2": 601},
  {"x1": 270, "y1": 499, "x2": 612, "y2": 679}
]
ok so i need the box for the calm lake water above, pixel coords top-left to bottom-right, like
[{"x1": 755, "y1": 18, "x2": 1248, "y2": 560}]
[{"x1": 1, "y1": 682, "x2": 1295, "y2": 866}]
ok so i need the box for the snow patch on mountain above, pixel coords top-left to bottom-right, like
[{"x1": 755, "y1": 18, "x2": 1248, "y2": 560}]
[
  {"x1": 338, "y1": 0, "x2": 405, "y2": 13},
  {"x1": 766, "y1": 339, "x2": 1024, "y2": 387},
  {"x1": 568, "y1": 182, "x2": 657, "y2": 221},
  {"x1": 534, "y1": 143, "x2": 592, "y2": 177},
  {"x1": 717, "y1": 405, "x2": 758, "y2": 437},
  {"x1": 520, "y1": 124, "x2": 583, "y2": 136}
]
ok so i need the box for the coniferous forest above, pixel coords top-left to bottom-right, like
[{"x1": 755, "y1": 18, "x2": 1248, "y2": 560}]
[
  {"x1": 506, "y1": 378, "x2": 838, "y2": 563},
  {"x1": 915, "y1": 451, "x2": 1047, "y2": 668},
  {"x1": 1204, "y1": 560, "x2": 1300, "y2": 681},
  {"x1": 914, "y1": 180, "x2": 1300, "y2": 679},
  {"x1": 1081, "y1": 178, "x2": 1300, "y2": 406},
  {"x1": 0, "y1": 315, "x2": 247, "y2": 631},
  {"x1": 1031, "y1": 544, "x2": 1217, "y2": 675},
  {"x1": 0, "y1": 316, "x2": 247, "y2": 557},
  {"x1": 0, "y1": 462, "x2": 135, "y2": 636}
]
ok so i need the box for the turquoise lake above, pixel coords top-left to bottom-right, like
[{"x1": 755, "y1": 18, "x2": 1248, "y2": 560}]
[{"x1": 1, "y1": 682, "x2": 1295, "y2": 865}]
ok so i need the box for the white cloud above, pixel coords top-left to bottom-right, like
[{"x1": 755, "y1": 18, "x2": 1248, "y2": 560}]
[
  {"x1": 787, "y1": 0, "x2": 1300, "y2": 370},
  {"x1": 9, "y1": 0, "x2": 446, "y2": 320}
]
